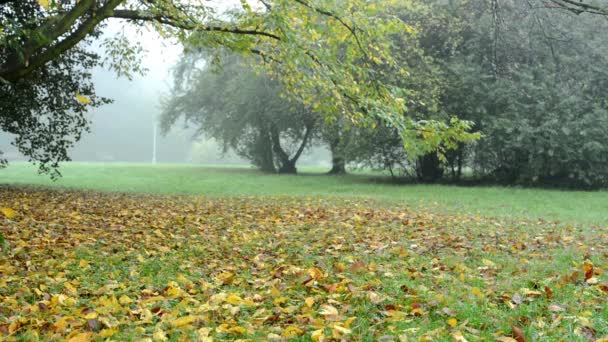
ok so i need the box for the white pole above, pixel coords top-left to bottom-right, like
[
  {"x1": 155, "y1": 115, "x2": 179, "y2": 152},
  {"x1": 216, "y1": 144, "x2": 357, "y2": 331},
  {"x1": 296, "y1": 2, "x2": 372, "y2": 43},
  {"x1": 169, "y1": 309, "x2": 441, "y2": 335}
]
[{"x1": 152, "y1": 122, "x2": 157, "y2": 164}]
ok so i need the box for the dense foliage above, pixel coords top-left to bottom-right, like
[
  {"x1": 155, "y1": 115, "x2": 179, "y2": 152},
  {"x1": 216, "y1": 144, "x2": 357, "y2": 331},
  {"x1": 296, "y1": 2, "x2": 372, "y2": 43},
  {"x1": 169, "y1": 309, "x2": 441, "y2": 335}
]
[
  {"x1": 344, "y1": 0, "x2": 608, "y2": 188},
  {"x1": 1, "y1": 0, "x2": 478, "y2": 176},
  {"x1": 0, "y1": 1, "x2": 109, "y2": 177},
  {"x1": 161, "y1": 55, "x2": 318, "y2": 174}
]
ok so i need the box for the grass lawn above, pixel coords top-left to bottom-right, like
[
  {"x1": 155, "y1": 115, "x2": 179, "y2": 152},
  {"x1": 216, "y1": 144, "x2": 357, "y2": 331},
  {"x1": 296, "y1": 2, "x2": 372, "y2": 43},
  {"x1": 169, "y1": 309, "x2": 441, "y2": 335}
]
[
  {"x1": 1, "y1": 162, "x2": 608, "y2": 225},
  {"x1": 1, "y1": 163, "x2": 607, "y2": 341}
]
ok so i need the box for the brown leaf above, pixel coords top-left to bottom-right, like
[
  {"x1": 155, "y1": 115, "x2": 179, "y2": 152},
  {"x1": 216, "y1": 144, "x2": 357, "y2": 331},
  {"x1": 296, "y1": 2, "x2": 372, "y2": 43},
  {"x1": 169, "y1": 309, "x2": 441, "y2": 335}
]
[
  {"x1": 301, "y1": 274, "x2": 313, "y2": 285},
  {"x1": 583, "y1": 261, "x2": 594, "y2": 281},
  {"x1": 576, "y1": 326, "x2": 597, "y2": 341},
  {"x1": 511, "y1": 325, "x2": 526, "y2": 342},
  {"x1": 87, "y1": 318, "x2": 101, "y2": 331},
  {"x1": 544, "y1": 286, "x2": 553, "y2": 300}
]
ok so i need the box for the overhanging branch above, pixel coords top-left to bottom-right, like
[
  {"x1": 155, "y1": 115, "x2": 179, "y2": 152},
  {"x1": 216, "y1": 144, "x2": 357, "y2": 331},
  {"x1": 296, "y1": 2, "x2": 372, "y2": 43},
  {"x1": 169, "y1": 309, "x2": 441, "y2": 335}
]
[
  {"x1": 110, "y1": 9, "x2": 281, "y2": 40},
  {"x1": 547, "y1": 0, "x2": 608, "y2": 15}
]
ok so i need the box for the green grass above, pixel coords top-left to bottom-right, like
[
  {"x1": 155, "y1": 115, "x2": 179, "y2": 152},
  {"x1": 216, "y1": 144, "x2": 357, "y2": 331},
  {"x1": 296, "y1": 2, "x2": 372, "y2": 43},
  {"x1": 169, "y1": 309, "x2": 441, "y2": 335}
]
[
  {"x1": 1, "y1": 189, "x2": 606, "y2": 341},
  {"x1": 1, "y1": 162, "x2": 607, "y2": 225}
]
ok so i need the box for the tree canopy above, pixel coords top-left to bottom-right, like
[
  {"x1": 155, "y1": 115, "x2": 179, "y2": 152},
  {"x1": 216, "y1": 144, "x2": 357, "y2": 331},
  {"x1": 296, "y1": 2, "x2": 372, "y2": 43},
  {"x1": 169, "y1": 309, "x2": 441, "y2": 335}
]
[{"x1": 1, "y1": 0, "x2": 479, "y2": 175}]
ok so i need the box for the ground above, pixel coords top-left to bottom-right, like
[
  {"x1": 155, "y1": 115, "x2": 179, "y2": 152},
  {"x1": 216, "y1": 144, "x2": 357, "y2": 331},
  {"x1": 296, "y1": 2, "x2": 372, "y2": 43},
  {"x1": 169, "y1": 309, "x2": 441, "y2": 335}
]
[
  {"x1": 0, "y1": 163, "x2": 607, "y2": 341},
  {"x1": 2, "y1": 163, "x2": 608, "y2": 224}
]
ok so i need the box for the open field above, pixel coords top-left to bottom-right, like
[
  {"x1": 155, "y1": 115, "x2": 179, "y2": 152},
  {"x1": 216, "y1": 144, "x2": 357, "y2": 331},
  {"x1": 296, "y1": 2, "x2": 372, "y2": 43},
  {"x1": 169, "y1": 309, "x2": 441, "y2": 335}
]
[
  {"x1": 1, "y1": 187, "x2": 607, "y2": 341},
  {"x1": 1, "y1": 162, "x2": 608, "y2": 225},
  {"x1": 1, "y1": 163, "x2": 608, "y2": 341}
]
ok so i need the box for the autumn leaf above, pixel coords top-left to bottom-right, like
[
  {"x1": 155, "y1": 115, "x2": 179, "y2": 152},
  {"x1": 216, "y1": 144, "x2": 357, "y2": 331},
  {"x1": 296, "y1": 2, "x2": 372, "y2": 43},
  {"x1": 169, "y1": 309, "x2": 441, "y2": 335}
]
[
  {"x1": 583, "y1": 260, "x2": 594, "y2": 281},
  {"x1": 171, "y1": 316, "x2": 197, "y2": 328},
  {"x1": 544, "y1": 286, "x2": 553, "y2": 300},
  {"x1": 282, "y1": 325, "x2": 304, "y2": 337},
  {"x1": 0, "y1": 188, "x2": 606, "y2": 341},
  {"x1": 447, "y1": 318, "x2": 458, "y2": 328},
  {"x1": 67, "y1": 332, "x2": 92, "y2": 342},
  {"x1": 1, "y1": 207, "x2": 16, "y2": 219},
  {"x1": 305, "y1": 297, "x2": 315, "y2": 308},
  {"x1": 37, "y1": 0, "x2": 50, "y2": 10},
  {"x1": 511, "y1": 325, "x2": 526, "y2": 342},
  {"x1": 319, "y1": 304, "x2": 339, "y2": 316},
  {"x1": 75, "y1": 93, "x2": 91, "y2": 105}
]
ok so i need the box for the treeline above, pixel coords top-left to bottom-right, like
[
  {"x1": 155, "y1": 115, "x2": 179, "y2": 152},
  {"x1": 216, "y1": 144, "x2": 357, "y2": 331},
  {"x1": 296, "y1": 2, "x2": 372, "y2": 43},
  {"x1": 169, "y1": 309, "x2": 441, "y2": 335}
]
[{"x1": 162, "y1": 0, "x2": 608, "y2": 189}]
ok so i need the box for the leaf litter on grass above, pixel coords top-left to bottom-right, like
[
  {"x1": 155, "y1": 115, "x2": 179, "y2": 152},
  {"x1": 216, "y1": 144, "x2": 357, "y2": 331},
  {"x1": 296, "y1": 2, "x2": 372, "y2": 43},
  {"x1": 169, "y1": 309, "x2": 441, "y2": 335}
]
[{"x1": 0, "y1": 187, "x2": 607, "y2": 341}]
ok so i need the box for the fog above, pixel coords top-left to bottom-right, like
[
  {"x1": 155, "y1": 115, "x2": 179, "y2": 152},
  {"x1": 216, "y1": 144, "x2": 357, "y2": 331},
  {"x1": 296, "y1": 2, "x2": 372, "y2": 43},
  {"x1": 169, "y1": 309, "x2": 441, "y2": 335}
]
[{"x1": 0, "y1": 22, "x2": 329, "y2": 167}]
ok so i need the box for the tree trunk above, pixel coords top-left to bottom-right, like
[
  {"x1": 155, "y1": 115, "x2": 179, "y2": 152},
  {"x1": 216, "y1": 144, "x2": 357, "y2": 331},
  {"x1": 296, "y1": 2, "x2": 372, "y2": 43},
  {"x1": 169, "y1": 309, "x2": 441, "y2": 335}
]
[
  {"x1": 416, "y1": 152, "x2": 444, "y2": 182},
  {"x1": 269, "y1": 124, "x2": 293, "y2": 173},
  {"x1": 256, "y1": 127, "x2": 276, "y2": 173},
  {"x1": 327, "y1": 136, "x2": 346, "y2": 175}
]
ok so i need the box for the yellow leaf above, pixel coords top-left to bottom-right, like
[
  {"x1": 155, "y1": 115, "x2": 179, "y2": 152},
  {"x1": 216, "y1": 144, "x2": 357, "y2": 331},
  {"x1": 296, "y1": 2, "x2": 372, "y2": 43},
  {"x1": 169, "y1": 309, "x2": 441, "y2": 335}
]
[
  {"x1": 67, "y1": 332, "x2": 93, "y2": 342},
  {"x1": 215, "y1": 271, "x2": 235, "y2": 285},
  {"x1": 153, "y1": 329, "x2": 168, "y2": 342},
  {"x1": 319, "y1": 304, "x2": 339, "y2": 316},
  {"x1": 226, "y1": 326, "x2": 248, "y2": 335},
  {"x1": 451, "y1": 331, "x2": 468, "y2": 342},
  {"x1": 308, "y1": 267, "x2": 324, "y2": 280},
  {"x1": 482, "y1": 259, "x2": 496, "y2": 268},
  {"x1": 79, "y1": 259, "x2": 90, "y2": 268},
  {"x1": 84, "y1": 311, "x2": 98, "y2": 319},
  {"x1": 273, "y1": 296, "x2": 288, "y2": 306},
  {"x1": 64, "y1": 282, "x2": 78, "y2": 295},
  {"x1": 471, "y1": 287, "x2": 484, "y2": 298},
  {"x1": 75, "y1": 93, "x2": 91, "y2": 105},
  {"x1": 171, "y1": 315, "x2": 197, "y2": 328},
  {"x1": 344, "y1": 317, "x2": 356, "y2": 328},
  {"x1": 305, "y1": 297, "x2": 315, "y2": 308},
  {"x1": 333, "y1": 325, "x2": 352, "y2": 335},
  {"x1": 197, "y1": 327, "x2": 212, "y2": 340},
  {"x1": 38, "y1": 0, "x2": 50, "y2": 10},
  {"x1": 1, "y1": 207, "x2": 16, "y2": 219},
  {"x1": 311, "y1": 329, "x2": 325, "y2": 342},
  {"x1": 8, "y1": 321, "x2": 19, "y2": 334},
  {"x1": 99, "y1": 329, "x2": 117, "y2": 337},
  {"x1": 447, "y1": 318, "x2": 458, "y2": 328},
  {"x1": 282, "y1": 325, "x2": 304, "y2": 337},
  {"x1": 225, "y1": 294, "x2": 243, "y2": 305},
  {"x1": 119, "y1": 295, "x2": 133, "y2": 305}
]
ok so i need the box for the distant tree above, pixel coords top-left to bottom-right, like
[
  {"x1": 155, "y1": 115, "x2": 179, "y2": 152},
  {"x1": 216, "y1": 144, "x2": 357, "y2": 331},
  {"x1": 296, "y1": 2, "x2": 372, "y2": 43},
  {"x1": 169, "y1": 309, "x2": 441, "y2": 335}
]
[
  {"x1": 346, "y1": 121, "x2": 409, "y2": 179},
  {"x1": 161, "y1": 54, "x2": 317, "y2": 174},
  {"x1": 431, "y1": 0, "x2": 608, "y2": 187},
  {"x1": 320, "y1": 117, "x2": 350, "y2": 175}
]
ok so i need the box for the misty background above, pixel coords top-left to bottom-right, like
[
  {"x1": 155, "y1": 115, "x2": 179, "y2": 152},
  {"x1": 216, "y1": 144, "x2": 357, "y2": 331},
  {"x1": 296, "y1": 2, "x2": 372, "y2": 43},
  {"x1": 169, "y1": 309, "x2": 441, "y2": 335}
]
[{"x1": 0, "y1": 24, "x2": 330, "y2": 167}]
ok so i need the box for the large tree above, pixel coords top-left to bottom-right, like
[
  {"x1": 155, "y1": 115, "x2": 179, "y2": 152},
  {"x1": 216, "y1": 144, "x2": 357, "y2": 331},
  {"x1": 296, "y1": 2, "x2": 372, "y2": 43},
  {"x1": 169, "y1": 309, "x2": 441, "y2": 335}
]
[
  {"x1": 1, "y1": 0, "x2": 477, "y2": 175},
  {"x1": 161, "y1": 54, "x2": 318, "y2": 174}
]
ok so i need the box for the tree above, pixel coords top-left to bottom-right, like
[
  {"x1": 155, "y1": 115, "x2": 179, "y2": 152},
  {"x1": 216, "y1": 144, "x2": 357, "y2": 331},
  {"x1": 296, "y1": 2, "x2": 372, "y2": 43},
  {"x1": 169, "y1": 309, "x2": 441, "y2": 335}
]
[
  {"x1": 0, "y1": 1, "x2": 110, "y2": 177},
  {"x1": 322, "y1": 119, "x2": 350, "y2": 175},
  {"x1": 426, "y1": 0, "x2": 608, "y2": 187},
  {"x1": 161, "y1": 54, "x2": 317, "y2": 174},
  {"x1": 1, "y1": 0, "x2": 478, "y2": 175}
]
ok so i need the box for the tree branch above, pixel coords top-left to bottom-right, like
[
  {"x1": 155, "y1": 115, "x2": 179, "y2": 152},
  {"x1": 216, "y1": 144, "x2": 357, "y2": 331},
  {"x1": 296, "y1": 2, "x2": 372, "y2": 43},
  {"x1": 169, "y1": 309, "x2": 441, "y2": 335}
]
[
  {"x1": 547, "y1": 0, "x2": 608, "y2": 15},
  {"x1": 110, "y1": 9, "x2": 281, "y2": 40},
  {"x1": 291, "y1": 119, "x2": 315, "y2": 163},
  {"x1": 0, "y1": 0, "x2": 124, "y2": 82},
  {"x1": 291, "y1": 0, "x2": 367, "y2": 56}
]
